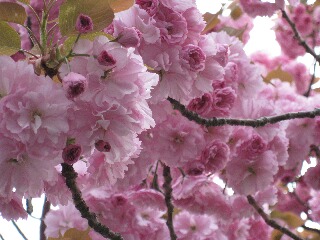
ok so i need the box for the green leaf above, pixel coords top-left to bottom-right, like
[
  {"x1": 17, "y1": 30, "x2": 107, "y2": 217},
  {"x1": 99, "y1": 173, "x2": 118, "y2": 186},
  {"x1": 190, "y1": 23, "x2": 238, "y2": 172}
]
[
  {"x1": 0, "y1": 21, "x2": 21, "y2": 55},
  {"x1": 263, "y1": 66, "x2": 293, "y2": 84},
  {"x1": 108, "y1": 0, "x2": 134, "y2": 13},
  {"x1": 59, "y1": 0, "x2": 114, "y2": 36},
  {"x1": 220, "y1": 25, "x2": 247, "y2": 41},
  {"x1": 270, "y1": 210, "x2": 305, "y2": 228},
  {"x1": 16, "y1": 0, "x2": 30, "y2": 4},
  {"x1": 48, "y1": 228, "x2": 91, "y2": 240},
  {"x1": 270, "y1": 229, "x2": 283, "y2": 240},
  {"x1": 0, "y1": 2, "x2": 27, "y2": 24},
  {"x1": 61, "y1": 32, "x2": 114, "y2": 55},
  {"x1": 202, "y1": 10, "x2": 222, "y2": 34}
]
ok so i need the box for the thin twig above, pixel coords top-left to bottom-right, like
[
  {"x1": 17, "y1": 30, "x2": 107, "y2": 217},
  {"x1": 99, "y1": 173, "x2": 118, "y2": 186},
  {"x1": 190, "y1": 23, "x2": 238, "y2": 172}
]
[
  {"x1": 26, "y1": 3, "x2": 41, "y2": 27},
  {"x1": 11, "y1": 220, "x2": 28, "y2": 240},
  {"x1": 0, "y1": 234, "x2": 4, "y2": 240},
  {"x1": 168, "y1": 97, "x2": 320, "y2": 128},
  {"x1": 162, "y1": 165, "x2": 177, "y2": 240},
  {"x1": 301, "y1": 224, "x2": 320, "y2": 235},
  {"x1": 247, "y1": 195, "x2": 303, "y2": 240},
  {"x1": 151, "y1": 161, "x2": 161, "y2": 192},
  {"x1": 290, "y1": 191, "x2": 313, "y2": 221},
  {"x1": 61, "y1": 163, "x2": 123, "y2": 240},
  {"x1": 304, "y1": 60, "x2": 317, "y2": 97},
  {"x1": 281, "y1": 10, "x2": 320, "y2": 64},
  {"x1": 19, "y1": 49, "x2": 39, "y2": 58},
  {"x1": 40, "y1": 196, "x2": 51, "y2": 240}
]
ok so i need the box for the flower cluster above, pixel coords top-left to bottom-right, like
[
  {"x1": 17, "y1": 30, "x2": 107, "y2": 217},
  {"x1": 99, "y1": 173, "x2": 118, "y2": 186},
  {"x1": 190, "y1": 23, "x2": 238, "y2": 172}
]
[{"x1": 2, "y1": 0, "x2": 320, "y2": 239}]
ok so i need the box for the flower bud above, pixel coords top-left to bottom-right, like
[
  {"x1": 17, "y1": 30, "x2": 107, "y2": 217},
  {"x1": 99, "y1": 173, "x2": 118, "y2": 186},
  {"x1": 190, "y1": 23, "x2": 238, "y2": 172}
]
[
  {"x1": 75, "y1": 14, "x2": 93, "y2": 33},
  {"x1": 97, "y1": 50, "x2": 116, "y2": 67},
  {"x1": 62, "y1": 72, "x2": 88, "y2": 99},
  {"x1": 62, "y1": 144, "x2": 82, "y2": 165},
  {"x1": 95, "y1": 140, "x2": 111, "y2": 152}
]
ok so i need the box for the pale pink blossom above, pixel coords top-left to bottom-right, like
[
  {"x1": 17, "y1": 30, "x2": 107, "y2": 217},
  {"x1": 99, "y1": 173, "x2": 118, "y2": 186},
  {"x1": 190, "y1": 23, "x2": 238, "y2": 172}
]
[
  {"x1": 117, "y1": 27, "x2": 141, "y2": 48},
  {"x1": 0, "y1": 194, "x2": 27, "y2": 220},
  {"x1": 226, "y1": 130, "x2": 278, "y2": 195},
  {"x1": 173, "y1": 176, "x2": 232, "y2": 219},
  {"x1": 151, "y1": 114, "x2": 205, "y2": 167},
  {"x1": 174, "y1": 211, "x2": 227, "y2": 240},
  {"x1": 200, "y1": 140, "x2": 230, "y2": 173},
  {"x1": 44, "y1": 202, "x2": 87, "y2": 238},
  {"x1": 240, "y1": 0, "x2": 284, "y2": 17}
]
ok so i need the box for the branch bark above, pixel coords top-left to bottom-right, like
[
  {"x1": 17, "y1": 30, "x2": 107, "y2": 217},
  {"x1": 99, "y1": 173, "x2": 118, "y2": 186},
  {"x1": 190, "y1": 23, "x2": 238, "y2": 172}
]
[
  {"x1": 40, "y1": 196, "x2": 51, "y2": 240},
  {"x1": 162, "y1": 165, "x2": 177, "y2": 240},
  {"x1": 168, "y1": 97, "x2": 320, "y2": 128},
  {"x1": 247, "y1": 195, "x2": 303, "y2": 240},
  {"x1": 61, "y1": 163, "x2": 123, "y2": 240},
  {"x1": 281, "y1": 10, "x2": 320, "y2": 64}
]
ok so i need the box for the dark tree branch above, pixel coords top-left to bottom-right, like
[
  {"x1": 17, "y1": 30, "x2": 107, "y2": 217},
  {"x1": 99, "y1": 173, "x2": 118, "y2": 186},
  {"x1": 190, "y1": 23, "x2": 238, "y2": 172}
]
[
  {"x1": 162, "y1": 165, "x2": 177, "y2": 240},
  {"x1": 281, "y1": 10, "x2": 320, "y2": 64},
  {"x1": 11, "y1": 220, "x2": 28, "y2": 240},
  {"x1": 61, "y1": 163, "x2": 123, "y2": 240},
  {"x1": 26, "y1": 199, "x2": 33, "y2": 215},
  {"x1": 247, "y1": 195, "x2": 303, "y2": 240},
  {"x1": 167, "y1": 97, "x2": 320, "y2": 128},
  {"x1": 40, "y1": 196, "x2": 51, "y2": 240},
  {"x1": 0, "y1": 234, "x2": 5, "y2": 240},
  {"x1": 301, "y1": 224, "x2": 320, "y2": 235}
]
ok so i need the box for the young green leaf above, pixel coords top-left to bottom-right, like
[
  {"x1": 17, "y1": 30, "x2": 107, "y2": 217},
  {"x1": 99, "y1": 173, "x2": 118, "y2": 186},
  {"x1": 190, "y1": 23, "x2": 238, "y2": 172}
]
[
  {"x1": 0, "y1": 2, "x2": 27, "y2": 24},
  {"x1": 108, "y1": 0, "x2": 134, "y2": 13},
  {"x1": 16, "y1": 0, "x2": 30, "y2": 4},
  {"x1": 59, "y1": 0, "x2": 114, "y2": 36},
  {"x1": 61, "y1": 32, "x2": 114, "y2": 56},
  {"x1": 0, "y1": 21, "x2": 21, "y2": 55}
]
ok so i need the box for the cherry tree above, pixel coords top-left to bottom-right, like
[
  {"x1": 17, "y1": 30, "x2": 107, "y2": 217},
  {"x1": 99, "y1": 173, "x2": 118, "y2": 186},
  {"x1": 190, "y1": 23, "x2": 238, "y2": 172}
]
[{"x1": 1, "y1": 0, "x2": 320, "y2": 239}]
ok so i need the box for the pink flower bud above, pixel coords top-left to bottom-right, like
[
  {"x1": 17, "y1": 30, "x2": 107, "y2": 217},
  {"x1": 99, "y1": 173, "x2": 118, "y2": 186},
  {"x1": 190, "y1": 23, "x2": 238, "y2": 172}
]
[
  {"x1": 95, "y1": 140, "x2": 111, "y2": 152},
  {"x1": 62, "y1": 144, "x2": 82, "y2": 165},
  {"x1": 117, "y1": 27, "x2": 141, "y2": 48},
  {"x1": 75, "y1": 14, "x2": 93, "y2": 34},
  {"x1": 97, "y1": 50, "x2": 116, "y2": 67},
  {"x1": 62, "y1": 72, "x2": 88, "y2": 99}
]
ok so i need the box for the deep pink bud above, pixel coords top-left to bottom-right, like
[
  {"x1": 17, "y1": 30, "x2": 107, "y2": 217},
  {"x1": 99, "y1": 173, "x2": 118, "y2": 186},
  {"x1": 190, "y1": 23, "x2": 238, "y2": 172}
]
[
  {"x1": 75, "y1": 14, "x2": 93, "y2": 33},
  {"x1": 97, "y1": 50, "x2": 116, "y2": 66},
  {"x1": 95, "y1": 140, "x2": 111, "y2": 152},
  {"x1": 62, "y1": 72, "x2": 88, "y2": 99},
  {"x1": 62, "y1": 144, "x2": 82, "y2": 165}
]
